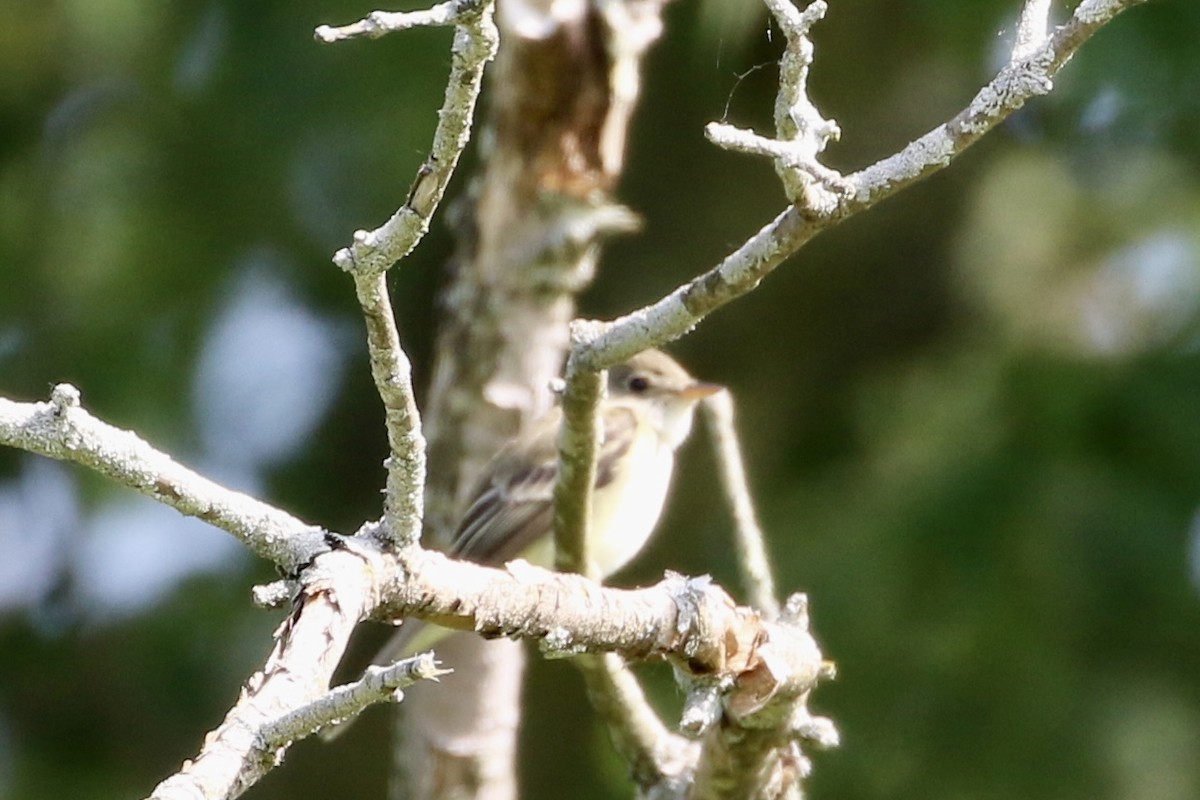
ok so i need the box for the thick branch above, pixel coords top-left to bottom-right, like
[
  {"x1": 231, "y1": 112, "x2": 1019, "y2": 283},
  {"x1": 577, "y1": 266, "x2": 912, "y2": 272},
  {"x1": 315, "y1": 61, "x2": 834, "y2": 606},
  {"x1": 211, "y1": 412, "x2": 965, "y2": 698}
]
[
  {"x1": 691, "y1": 594, "x2": 837, "y2": 800},
  {"x1": 0, "y1": 385, "x2": 326, "y2": 572},
  {"x1": 147, "y1": 548, "x2": 377, "y2": 800},
  {"x1": 377, "y1": 550, "x2": 814, "y2": 685}
]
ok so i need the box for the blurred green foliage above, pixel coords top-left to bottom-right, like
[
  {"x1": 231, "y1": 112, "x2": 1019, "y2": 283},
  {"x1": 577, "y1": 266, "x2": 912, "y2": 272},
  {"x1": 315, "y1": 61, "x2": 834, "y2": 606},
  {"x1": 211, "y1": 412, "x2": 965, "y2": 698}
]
[{"x1": 2, "y1": 0, "x2": 1199, "y2": 799}]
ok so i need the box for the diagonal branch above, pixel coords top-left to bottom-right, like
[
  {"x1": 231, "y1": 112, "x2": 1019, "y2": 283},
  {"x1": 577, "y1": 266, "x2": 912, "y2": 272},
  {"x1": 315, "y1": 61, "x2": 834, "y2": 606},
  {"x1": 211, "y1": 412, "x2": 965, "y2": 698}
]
[
  {"x1": 321, "y1": 1, "x2": 498, "y2": 276},
  {"x1": 0, "y1": 385, "x2": 326, "y2": 572},
  {"x1": 848, "y1": 0, "x2": 1145, "y2": 203},
  {"x1": 571, "y1": 0, "x2": 1147, "y2": 373},
  {"x1": 261, "y1": 652, "x2": 449, "y2": 745},
  {"x1": 575, "y1": 653, "x2": 698, "y2": 789},
  {"x1": 147, "y1": 547, "x2": 379, "y2": 800},
  {"x1": 703, "y1": 392, "x2": 779, "y2": 618}
]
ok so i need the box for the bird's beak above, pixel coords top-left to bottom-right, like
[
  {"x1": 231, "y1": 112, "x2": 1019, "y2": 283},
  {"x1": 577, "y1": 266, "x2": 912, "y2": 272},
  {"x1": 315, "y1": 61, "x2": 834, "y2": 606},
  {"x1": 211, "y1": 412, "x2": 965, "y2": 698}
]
[{"x1": 678, "y1": 381, "x2": 724, "y2": 401}]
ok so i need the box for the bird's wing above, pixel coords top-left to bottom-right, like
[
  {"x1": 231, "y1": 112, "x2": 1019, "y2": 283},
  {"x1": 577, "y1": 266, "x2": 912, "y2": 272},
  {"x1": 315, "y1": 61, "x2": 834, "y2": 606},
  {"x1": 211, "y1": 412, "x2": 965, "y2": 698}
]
[{"x1": 450, "y1": 405, "x2": 639, "y2": 565}]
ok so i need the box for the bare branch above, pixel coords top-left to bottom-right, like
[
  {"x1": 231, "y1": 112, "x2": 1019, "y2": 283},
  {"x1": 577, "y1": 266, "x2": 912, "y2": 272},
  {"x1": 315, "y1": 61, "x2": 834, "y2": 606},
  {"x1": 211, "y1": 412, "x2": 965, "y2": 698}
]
[
  {"x1": 377, "y1": 551, "x2": 816, "y2": 681},
  {"x1": 314, "y1": 0, "x2": 480, "y2": 42},
  {"x1": 552, "y1": 356, "x2": 604, "y2": 577},
  {"x1": 704, "y1": 122, "x2": 853, "y2": 198},
  {"x1": 702, "y1": 392, "x2": 779, "y2": 618},
  {"x1": 326, "y1": 1, "x2": 498, "y2": 276},
  {"x1": 0, "y1": 385, "x2": 326, "y2": 572},
  {"x1": 322, "y1": 3, "x2": 496, "y2": 550},
  {"x1": 576, "y1": 653, "x2": 698, "y2": 789},
  {"x1": 147, "y1": 547, "x2": 379, "y2": 800},
  {"x1": 707, "y1": 0, "x2": 844, "y2": 211},
  {"x1": 1014, "y1": 0, "x2": 1053, "y2": 60},
  {"x1": 354, "y1": 272, "x2": 426, "y2": 546},
  {"x1": 572, "y1": 204, "x2": 813, "y2": 372},
  {"x1": 765, "y1": 0, "x2": 843, "y2": 209},
  {"x1": 262, "y1": 653, "x2": 449, "y2": 746},
  {"x1": 570, "y1": 0, "x2": 1147, "y2": 373},
  {"x1": 691, "y1": 593, "x2": 833, "y2": 800},
  {"x1": 849, "y1": 0, "x2": 1146, "y2": 203}
]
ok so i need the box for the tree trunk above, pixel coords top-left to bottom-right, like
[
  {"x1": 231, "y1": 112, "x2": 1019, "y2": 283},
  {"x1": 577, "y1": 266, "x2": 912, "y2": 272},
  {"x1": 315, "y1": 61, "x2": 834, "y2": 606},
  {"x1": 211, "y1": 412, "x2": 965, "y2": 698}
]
[{"x1": 396, "y1": 2, "x2": 670, "y2": 798}]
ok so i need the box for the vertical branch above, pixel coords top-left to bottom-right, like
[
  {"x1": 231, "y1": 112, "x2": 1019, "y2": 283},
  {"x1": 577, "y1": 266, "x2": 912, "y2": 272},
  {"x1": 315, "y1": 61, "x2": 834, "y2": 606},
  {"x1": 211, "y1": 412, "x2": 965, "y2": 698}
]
[
  {"x1": 553, "y1": 359, "x2": 604, "y2": 577},
  {"x1": 318, "y1": 0, "x2": 500, "y2": 547},
  {"x1": 764, "y1": 0, "x2": 842, "y2": 210},
  {"x1": 354, "y1": 272, "x2": 426, "y2": 546},
  {"x1": 690, "y1": 594, "x2": 837, "y2": 800}
]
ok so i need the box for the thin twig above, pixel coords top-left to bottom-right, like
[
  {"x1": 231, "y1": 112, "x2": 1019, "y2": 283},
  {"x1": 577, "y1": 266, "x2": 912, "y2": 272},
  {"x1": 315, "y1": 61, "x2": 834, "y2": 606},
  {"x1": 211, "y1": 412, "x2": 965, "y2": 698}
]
[
  {"x1": 765, "y1": 0, "x2": 842, "y2": 208},
  {"x1": 702, "y1": 392, "x2": 779, "y2": 618},
  {"x1": 262, "y1": 653, "x2": 449, "y2": 746},
  {"x1": 704, "y1": 121, "x2": 852, "y2": 195},
  {"x1": 315, "y1": 0, "x2": 480, "y2": 42},
  {"x1": 850, "y1": 0, "x2": 1146, "y2": 200},
  {"x1": 0, "y1": 385, "x2": 326, "y2": 572}
]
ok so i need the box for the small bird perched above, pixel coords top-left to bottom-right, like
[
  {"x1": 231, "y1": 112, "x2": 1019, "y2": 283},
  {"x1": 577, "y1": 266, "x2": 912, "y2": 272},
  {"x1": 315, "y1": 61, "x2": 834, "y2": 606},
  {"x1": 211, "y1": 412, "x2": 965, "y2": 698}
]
[
  {"x1": 321, "y1": 349, "x2": 720, "y2": 741},
  {"x1": 377, "y1": 348, "x2": 721, "y2": 661}
]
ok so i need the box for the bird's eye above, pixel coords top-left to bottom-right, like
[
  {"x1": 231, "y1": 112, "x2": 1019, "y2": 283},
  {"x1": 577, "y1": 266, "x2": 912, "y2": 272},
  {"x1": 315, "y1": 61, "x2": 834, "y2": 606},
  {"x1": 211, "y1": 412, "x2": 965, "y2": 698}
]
[{"x1": 628, "y1": 376, "x2": 650, "y2": 393}]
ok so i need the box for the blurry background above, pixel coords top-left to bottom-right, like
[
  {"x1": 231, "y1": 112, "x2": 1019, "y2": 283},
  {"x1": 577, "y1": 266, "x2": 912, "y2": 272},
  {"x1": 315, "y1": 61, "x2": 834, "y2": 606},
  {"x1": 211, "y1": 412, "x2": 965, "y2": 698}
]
[{"x1": 2, "y1": 0, "x2": 1199, "y2": 798}]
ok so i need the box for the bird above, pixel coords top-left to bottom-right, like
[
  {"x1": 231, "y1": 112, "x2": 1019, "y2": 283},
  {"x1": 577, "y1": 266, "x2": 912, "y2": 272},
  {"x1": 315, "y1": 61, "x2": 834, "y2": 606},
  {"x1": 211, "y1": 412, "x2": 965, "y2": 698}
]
[
  {"x1": 322, "y1": 349, "x2": 720, "y2": 740},
  {"x1": 446, "y1": 347, "x2": 723, "y2": 577}
]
